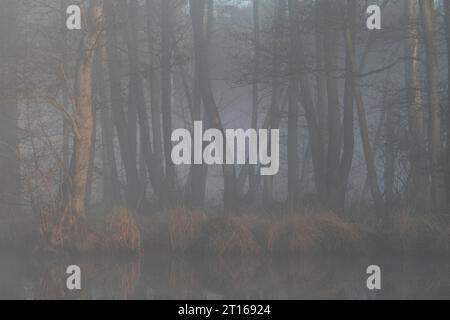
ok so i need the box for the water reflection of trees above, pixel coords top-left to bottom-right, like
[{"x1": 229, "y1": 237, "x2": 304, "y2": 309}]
[
  {"x1": 8, "y1": 255, "x2": 450, "y2": 300},
  {"x1": 35, "y1": 259, "x2": 141, "y2": 300}
]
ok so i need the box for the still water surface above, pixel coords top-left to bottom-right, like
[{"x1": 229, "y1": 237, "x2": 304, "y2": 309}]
[{"x1": 0, "y1": 253, "x2": 449, "y2": 300}]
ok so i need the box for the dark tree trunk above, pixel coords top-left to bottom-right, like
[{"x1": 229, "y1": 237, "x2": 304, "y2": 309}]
[
  {"x1": 189, "y1": 0, "x2": 237, "y2": 211},
  {"x1": 287, "y1": 0, "x2": 299, "y2": 208},
  {"x1": 105, "y1": 1, "x2": 145, "y2": 213},
  {"x1": 161, "y1": 0, "x2": 176, "y2": 201}
]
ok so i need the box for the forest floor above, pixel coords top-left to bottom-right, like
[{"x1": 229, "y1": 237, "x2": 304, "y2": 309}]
[{"x1": 1, "y1": 208, "x2": 448, "y2": 258}]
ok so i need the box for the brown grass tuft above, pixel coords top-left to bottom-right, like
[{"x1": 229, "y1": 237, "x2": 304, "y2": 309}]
[
  {"x1": 389, "y1": 210, "x2": 448, "y2": 255},
  {"x1": 108, "y1": 208, "x2": 141, "y2": 255},
  {"x1": 167, "y1": 208, "x2": 207, "y2": 253},
  {"x1": 203, "y1": 216, "x2": 261, "y2": 256},
  {"x1": 268, "y1": 210, "x2": 363, "y2": 255}
]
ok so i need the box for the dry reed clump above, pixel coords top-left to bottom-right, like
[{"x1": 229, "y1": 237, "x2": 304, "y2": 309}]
[
  {"x1": 202, "y1": 216, "x2": 261, "y2": 256},
  {"x1": 389, "y1": 210, "x2": 448, "y2": 255},
  {"x1": 166, "y1": 208, "x2": 207, "y2": 253},
  {"x1": 268, "y1": 210, "x2": 364, "y2": 255},
  {"x1": 107, "y1": 208, "x2": 141, "y2": 255},
  {"x1": 38, "y1": 205, "x2": 100, "y2": 253}
]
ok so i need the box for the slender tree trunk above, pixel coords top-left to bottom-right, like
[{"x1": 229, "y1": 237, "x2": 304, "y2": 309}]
[
  {"x1": 315, "y1": 2, "x2": 328, "y2": 163},
  {"x1": 405, "y1": 0, "x2": 428, "y2": 213},
  {"x1": 322, "y1": 0, "x2": 342, "y2": 212},
  {"x1": 337, "y1": 0, "x2": 356, "y2": 214},
  {"x1": 189, "y1": 0, "x2": 237, "y2": 211},
  {"x1": 105, "y1": 1, "x2": 145, "y2": 213},
  {"x1": 161, "y1": 0, "x2": 176, "y2": 200},
  {"x1": 345, "y1": 28, "x2": 384, "y2": 221},
  {"x1": 189, "y1": 0, "x2": 212, "y2": 208},
  {"x1": 248, "y1": 0, "x2": 260, "y2": 199},
  {"x1": 0, "y1": 0, "x2": 20, "y2": 217},
  {"x1": 60, "y1": 0, "x2": 71, "y2": 181},
  {"x1": 384, "y1": 96, "x2": 395, "y2": 207},
  {"x1": 125, "y1": 0, "x2": 165, "y2": 210},
  {"x1": 297, "y1": 8, "x2": 326, "y2": 204},
  {"x1": 420, "y1": 0, "x2": 446, "y2": 214},
  {"x1": 96, "y1": 44, "x2": 121, "y2": 208},
  {"x1": 444, "y1": 0, "x2": 450, "y2": 210},
  {"x1": 264, "y1": 0, "x2": 285, "y2": 204},
  {"x1": 146, "y1": 0, "x2": 167, "y2": 206},
  {"x1": 287, "y1": 0, "x2": 299, "y2": 208},
  {"x1": 85, "y1": 102, "x2": 97, "y2": 209}
]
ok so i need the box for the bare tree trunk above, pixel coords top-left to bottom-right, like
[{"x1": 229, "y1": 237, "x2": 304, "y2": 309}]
[
  {"x1": 384, "y1": 96, "x2": 395, "y2": 207},
  {"x1": 146, "y1": 0, "x2": 167, "y2": 206},
  {"x1": 105, "y1": 1, "x2": 145, "y2": 213},
  {"x1": 0, "y1": 0, "x2": 20, "y2": 217},
  {"x1": 315, "y1": 2, "x2": 328, "y2": 164},
  {"x1": 287, "y1": 0, "x2": 299, "y2": 208},
  {"x1": 420, "y1": 0, "x2": 446, "y2": 214},
  {"x1": 189, "y1": 0, "x2": 213, "y2": 208},
  {"x1": 344, "y1": 26, "x2": 384, "y2": 220},
  {"x1": 248, "y1": 0, "x2": 260, "y2": 199},
  {"x1": 96, "y1": 44, "x2": 121, "y2": 208},
  {"x1": 189, "y1": 0, "x2": 237, "y2": 211},
  {"x1": 444, "y1": 0, "x2": 450, "y2": 211},
  {"x1": 322, "y1": 0, "x2": 342, "y2": 212},
  {"x1": 297, "y1": 6, "x2": 326, "y2": 205},
  {"x1": 264, "y1": 0, "x2": 285, "y2": 204},
  {"x1": 85, "y1": 101, "x2": 97, "y2": 209},
  {"x1": 60, "y1": 0, "x2": 71, "y2": 181},
  {"x1": 405, "y1": 0, "x2": 428, "y2": 213},
  {"x1": 161, "y1": 0, "x2": 176, "y2": 201},
  {"x1": 337, "y1": 0, "x2": 356, "y2": 214},
  {"x1": 62, "y1": 0, "x2": 104, "y2": 218},
  {"x1": 125, "y1": 0, "x2": 165, "y2": 211}
]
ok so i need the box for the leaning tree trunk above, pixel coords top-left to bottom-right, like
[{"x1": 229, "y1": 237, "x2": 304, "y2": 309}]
[{"x1": 344, "y1": 24, "x2": 384, "y2": 222}]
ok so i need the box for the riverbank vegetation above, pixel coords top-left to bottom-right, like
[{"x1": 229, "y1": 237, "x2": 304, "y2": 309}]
[{"x1": 1, "y1": 207, "x2": 448, "y2": 258}]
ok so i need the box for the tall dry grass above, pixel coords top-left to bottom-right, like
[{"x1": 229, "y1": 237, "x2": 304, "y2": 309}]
[
  {"x1": 107, "y1": 208, "x2": 141, "y2": 255},
  {"x1": 139, "y1": 208, "x2": 365, "y2": 257},
  {"x1": 202, "y1": 216, "x2": 261, "y2": 256},
  {"x1": 267, "y1": 210, "x2": 365, "y2": 255},
  {"x1": 387, "y1": 210, "x2": 449, "y2": 255}
]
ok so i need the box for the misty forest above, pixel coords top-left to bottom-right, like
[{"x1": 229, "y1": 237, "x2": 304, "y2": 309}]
[{"x1": 0, "y1": 0, "x2": 449, "y2": 300}]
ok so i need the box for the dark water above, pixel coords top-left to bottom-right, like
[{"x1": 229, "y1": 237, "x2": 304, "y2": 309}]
[{"x1": 0, "y1": 252, "x2": 449, "y2": 300}]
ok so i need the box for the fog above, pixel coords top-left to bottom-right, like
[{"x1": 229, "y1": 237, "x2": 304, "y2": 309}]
[{"x1": 0, "y1": 0, "x2": 449, "y2": 300}]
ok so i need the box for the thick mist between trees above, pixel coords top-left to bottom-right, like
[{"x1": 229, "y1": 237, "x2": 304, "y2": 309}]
[{"x1": 0, "y1": 0, "x2": 449, "y2": 301}]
